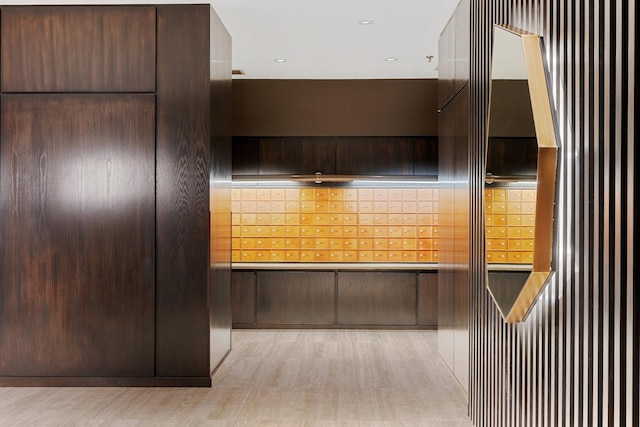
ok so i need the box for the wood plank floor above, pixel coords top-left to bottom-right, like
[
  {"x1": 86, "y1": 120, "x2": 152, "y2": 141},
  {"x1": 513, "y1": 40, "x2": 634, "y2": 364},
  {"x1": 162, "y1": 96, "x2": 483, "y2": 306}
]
[{"x1": 0, "y1": 330, "x2": 472, "y2": 426}]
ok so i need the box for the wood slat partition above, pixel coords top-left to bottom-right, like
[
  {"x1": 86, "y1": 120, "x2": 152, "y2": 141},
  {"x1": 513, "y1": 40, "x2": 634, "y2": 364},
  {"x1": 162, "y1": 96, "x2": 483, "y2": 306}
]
[{"x1": 465, "y1": 1, "x2": 636, "y2": 426}]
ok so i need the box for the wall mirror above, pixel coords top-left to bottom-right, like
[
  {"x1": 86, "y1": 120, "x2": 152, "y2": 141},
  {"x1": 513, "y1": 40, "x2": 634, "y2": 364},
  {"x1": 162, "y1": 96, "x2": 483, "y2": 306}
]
[{"x1": 485, "y1": 24, "x2": 558, "y2": 323}]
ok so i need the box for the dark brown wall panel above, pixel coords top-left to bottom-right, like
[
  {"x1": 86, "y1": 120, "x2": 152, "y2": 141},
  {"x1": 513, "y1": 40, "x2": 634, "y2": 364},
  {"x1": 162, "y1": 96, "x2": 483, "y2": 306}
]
[
  {"x1": 156, "y1": 5, "x2": 211, "y2": 378},
  {"x1": 208, "y1": 5, "x2": 233, "y2": 374},
  {"x1": 0, "y1": 94, "x2": 155, "y2": 376},
  {"x1": 257, "y1": 271, "x2": 335, "y2": 325},
  {"x1": 337, "y1": 272, "x2": 416, "y2": 325},
  {"x1": 1, "y1": 6, "x2": 155, "y2": 93},
  {"x1": 466, "y1": 1, "x2": 637, "y2": 426},
  {"x1": 233, "y1": 79, "x2": 438, "y2": 137}
]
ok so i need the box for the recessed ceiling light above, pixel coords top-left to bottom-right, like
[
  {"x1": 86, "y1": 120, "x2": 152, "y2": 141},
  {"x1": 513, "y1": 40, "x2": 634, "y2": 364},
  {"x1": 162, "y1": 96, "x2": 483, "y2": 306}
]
[
  {"x1": 274, "y1": 58, "x2": 287, "y2": 63},
  {"x1": 358, "y1": 20, "x2": 374, "y2": 25},
  {"x1": 385, "y1": 57, "x2": 398, "y2": 62}
]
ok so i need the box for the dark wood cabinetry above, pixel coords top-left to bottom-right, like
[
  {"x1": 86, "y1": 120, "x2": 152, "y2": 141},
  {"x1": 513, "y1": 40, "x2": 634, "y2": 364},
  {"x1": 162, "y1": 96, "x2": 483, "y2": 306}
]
[
  {"x1": 232, "y1": 272, "x2": 257, "y2": 324},
  {"x1": 232, "y1": 137, "x2": 259, "y2": 175},
  {"x1": 257, "y1": 271, "x2": 335, "y2": 324},
  {"x1": 335, "y1": 137, "x2": 413, "y2": 175},
  {"x1": 0, "y1": 94, "x2": 156, "y2": 377},
  {"x1": 259, "y1": 138, "x2": 336, "y2": 175},
  {"x1": 0, "y1": 5, "x2": 231, "y2": 387},
  {"x1": 1, "y1": 6, "x2": 156, "y2": 93},
  {"x1": 232, "y1": 136, "x2": 437, "y2": 177},
  {"x1": 231, "y1": 269, "x2": 437, "y2": 328},
  {"x1": 413, "y1": 136, "x2": 439, "y2": 176},
  {"x1": 337, "y1": 272, "x2": 416, "y2": 325},
  {"x1": 418, "y1": 272, "x2": 438, "y2": 326}
]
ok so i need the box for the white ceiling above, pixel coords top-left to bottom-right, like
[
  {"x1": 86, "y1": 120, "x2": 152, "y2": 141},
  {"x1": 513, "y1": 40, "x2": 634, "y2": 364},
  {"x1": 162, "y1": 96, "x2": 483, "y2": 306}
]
[
  {"x1": 3, "y1": 0, "x2": 459, "y2": 80},
  {"x1": 210, "y1": 0, "x2": 460, "y2": 79}
]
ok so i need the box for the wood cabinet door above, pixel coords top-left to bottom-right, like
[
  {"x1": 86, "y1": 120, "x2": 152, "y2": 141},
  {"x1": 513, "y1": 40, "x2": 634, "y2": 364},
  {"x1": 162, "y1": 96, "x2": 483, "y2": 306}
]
[
  {"x1": 336, "y1": 137, "x2": 413, "y2": 175},
  {"x1": 1, "y1": 6, "x2": 155, "y2": 92},
  {"x1": 337, "y1": 272, "x2": 417, "y2": 325},
  {"x1": 259, "y1": 137, "x2": 336, "y2": 175},
  {"x1": 257, "y1": 271, "x2": 335, "y2": 324},
  {"x1": 0, "y1": 94, "x2": 155, "y2": 376},
  {"x1": 232, "y1": 137, "x2": 259, "y2": 175},
  {"x1": 232, "y1": 272, "x2": 257, "y2": 325},
  {"x1": 413, "y1": 136, "x2": 439, "y2": 176}
]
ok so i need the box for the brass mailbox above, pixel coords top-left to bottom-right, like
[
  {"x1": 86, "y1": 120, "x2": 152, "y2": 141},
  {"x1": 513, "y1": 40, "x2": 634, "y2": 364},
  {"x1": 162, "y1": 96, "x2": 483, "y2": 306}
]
[{"x1": 485, "y1": 24, "x2": 558, "y2": 323}]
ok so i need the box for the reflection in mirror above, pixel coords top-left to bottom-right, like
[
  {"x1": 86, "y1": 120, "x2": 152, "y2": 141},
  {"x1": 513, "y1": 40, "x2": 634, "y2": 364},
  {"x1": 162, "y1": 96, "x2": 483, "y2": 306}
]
[{"x1": 485, "y1": 25, "x2": 558, "y2": 323}]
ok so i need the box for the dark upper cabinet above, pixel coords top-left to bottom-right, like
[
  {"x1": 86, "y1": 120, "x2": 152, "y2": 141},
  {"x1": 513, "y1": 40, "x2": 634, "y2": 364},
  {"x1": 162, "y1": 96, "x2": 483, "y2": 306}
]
[
  {"x1": 259, "y1": 137, "x2": 336, "y2": 175},
  {"x1": 336, "y1": 137, "x2": 413, "y2": 175},
  {"x1": 1, "y1": 6, "x2": 156, "y2": 92},
  {"x1": 413, "y1": 136, "x2": 439, "y2": 176},
  {"x1": 232, "y1": 137, "x2": 259, "y2": 175},
  {"x1": 232, "y1": 136, "x2": 438, "y2": 177}
]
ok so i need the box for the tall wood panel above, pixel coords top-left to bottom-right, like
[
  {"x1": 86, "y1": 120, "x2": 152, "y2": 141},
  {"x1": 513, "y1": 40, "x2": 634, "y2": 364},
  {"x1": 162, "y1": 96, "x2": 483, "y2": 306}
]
[
  {"x1": 438, "y1": 0, "x2": 471, "y2": 396},
  {"x1": 156, "y1": 5, "x2": 213, "y2": 378},
  {"x1": 0, "y1": 95, "x2": 155, "y2": 376},
  {"x1": 208, "y1": 5, "x2": 233, "y2": 374},
  {"x1": 465, "y1": 1, "x2": 637, "y2": 426},
  {"x1": 0, "y1": 4, "x2": 231, "y2": 387}
]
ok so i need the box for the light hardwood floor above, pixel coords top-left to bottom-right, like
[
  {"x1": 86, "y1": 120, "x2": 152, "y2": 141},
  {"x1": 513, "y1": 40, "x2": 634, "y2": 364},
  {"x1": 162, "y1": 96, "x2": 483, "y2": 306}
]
[{"x1": 0, "y1": 330, "x2": 472, "y2": 426}]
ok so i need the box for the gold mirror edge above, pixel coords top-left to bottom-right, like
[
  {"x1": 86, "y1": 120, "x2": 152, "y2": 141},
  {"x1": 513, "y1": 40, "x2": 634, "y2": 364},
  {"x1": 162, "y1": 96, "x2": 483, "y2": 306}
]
[
  {"x1": 533, "y1": 147, "x2": 558, "y2": 271},
  {"x1": 504, "y1": 271, "x2": 551, "y2": 323}
]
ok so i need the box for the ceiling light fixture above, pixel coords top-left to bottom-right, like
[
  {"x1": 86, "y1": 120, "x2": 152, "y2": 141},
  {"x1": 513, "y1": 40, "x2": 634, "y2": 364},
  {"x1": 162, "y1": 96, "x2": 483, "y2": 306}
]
[
  {"x1": 273, "y1": 58, "x2": 287, "y2": 63},
  {"x1": 385, "y1": 57, "x2": 398, "y2": 62},
  {"x1": 358, "y1": 20, "x2": 374, "y2": 25}
]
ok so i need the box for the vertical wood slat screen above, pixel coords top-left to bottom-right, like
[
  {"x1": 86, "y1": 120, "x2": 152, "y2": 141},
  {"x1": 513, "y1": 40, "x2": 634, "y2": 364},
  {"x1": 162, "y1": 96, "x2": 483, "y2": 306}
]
[{"x1": 468, "y1": 0, "x2": 635, "y2": 426}]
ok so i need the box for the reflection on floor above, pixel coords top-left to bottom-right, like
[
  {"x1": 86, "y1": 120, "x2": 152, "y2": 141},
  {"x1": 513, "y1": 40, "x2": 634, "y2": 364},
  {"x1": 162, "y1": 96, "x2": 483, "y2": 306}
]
[{"x1": 0, "y1": 330, "x2": 472, "y2": 426}]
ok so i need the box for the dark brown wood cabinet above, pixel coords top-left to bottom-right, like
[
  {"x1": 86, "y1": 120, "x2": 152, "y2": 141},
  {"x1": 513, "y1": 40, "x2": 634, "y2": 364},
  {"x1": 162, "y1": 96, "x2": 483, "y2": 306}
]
[
  {"x1": 335, "y1": 137, "x2": 414, "y2": 175},
  {"x1": 258, "y1": 137, "x2": 336, "y2": 175},
  {"x1": 0, "y1": 94, "x2": 156, "y2": 377},
  {"x1": 337, "y1": 272, "x2": 416, "y2": 325},
  {"x1": 413, "y1": 136, "x2": 439, "y2": 176},
  {"x1": 418, "y1": 272, "x2": 438, "y2": 326},
  {"x1": 232, "y1": 137, "x2": 259, "y2": 175},
  {"x1": 257, "y1": 271, "x2": 335, "y2": 325},
  {"x1": 1, "y1": 6, "x2": 156, "y2": 93},
  {"x1": 0, "y1": 4, "x2": 231, "y2": 387},
  {"x1": 232, "y1": 271, "x2": 257, "y2": 324},
  {"x1": 231, "y1": 269, "x2": 436, "y2": 328},
  {"x1": 232, "y1": 136, "x2": 437, "y2": 177}
]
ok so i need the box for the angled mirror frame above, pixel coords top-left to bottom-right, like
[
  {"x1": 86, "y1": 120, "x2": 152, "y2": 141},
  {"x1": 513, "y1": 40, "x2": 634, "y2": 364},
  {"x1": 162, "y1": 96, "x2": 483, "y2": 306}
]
[{"x1": 485, "y1": 24, "x2": 558, "y2": 323}]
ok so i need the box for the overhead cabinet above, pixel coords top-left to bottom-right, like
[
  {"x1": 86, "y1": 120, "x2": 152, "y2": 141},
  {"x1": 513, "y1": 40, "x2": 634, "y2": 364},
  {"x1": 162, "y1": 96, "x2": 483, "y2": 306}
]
[
  {"x1": 259, "y1": 137, "x2": 337, "y2": 175},
  {"x1": 232, "y1": 136, "x2": 437, "y2": 177},
  {"x1": 1, "y1": 6, "x2": 156, "y2": 93}
]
